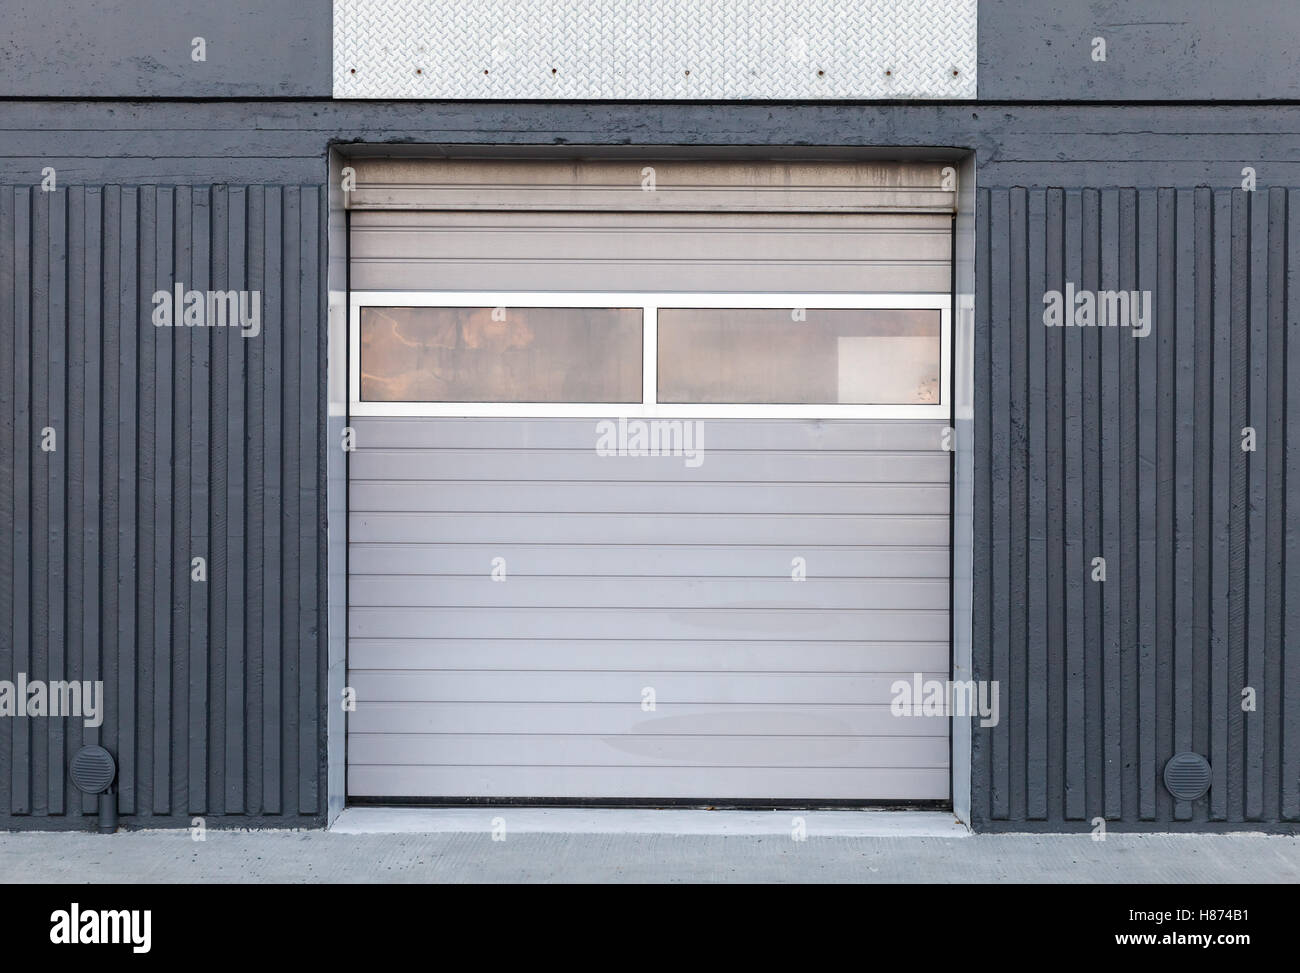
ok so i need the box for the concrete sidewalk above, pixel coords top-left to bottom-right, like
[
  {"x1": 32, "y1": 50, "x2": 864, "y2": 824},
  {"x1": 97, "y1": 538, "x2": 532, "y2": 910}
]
[{"x1": 2, "y1": 809, "x2": 1297, "y2": 882}]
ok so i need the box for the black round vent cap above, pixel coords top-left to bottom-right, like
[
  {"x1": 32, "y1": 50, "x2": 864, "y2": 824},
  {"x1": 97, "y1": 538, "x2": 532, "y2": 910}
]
[
  {"x1": 70, "y1": 745, "x2": 116, "y2": 794},
  {"x1": 1163, "y1": 752, "x2": 1211, "y2": 801}
]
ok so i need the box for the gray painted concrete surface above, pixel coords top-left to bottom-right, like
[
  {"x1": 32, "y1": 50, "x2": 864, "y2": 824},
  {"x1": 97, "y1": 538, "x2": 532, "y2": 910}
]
[
  {"x1": 331, "y1": 807, "x2": 968, "y2": 837},
  {"x1": 0, "y1": 821, "x2": 1295, "y2": 883},
  {"x1": 977, "y1": 0, "x2": 1300, "y2": 101},
  {"x1": 0, "y1": 0, "x2": 332, "y2": 97}
]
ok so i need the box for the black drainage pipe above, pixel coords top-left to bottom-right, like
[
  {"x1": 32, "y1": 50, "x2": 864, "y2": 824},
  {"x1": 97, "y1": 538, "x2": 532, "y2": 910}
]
[{"x1": 70, "y1": 745, "x2": 118, "y2": 834}]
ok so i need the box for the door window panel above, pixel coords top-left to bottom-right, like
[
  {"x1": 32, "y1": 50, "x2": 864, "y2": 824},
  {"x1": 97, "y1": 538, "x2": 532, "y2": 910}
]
[
  {"x1": 656, "y1": 307, "x2": 941, "y2": 405},
  {"x1": 360, "y1": 306, "x2": 643, "y2": 402}
]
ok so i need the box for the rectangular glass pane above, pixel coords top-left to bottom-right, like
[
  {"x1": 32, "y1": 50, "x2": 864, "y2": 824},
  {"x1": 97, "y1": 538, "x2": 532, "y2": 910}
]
[
  {"x1": 657, "y1": 307, "x2": 941, "y2": 405},
  {"x1": 360, "y1": 306, "x2": 642, "y2": 403}
]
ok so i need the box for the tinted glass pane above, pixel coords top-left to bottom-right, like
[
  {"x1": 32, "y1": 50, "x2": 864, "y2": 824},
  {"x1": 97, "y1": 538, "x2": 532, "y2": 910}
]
[
  {"x1": 360, "y1": 306, "x2": 642, "y2": 402},
  {"x1": 657, "y1": 307, "x2": 941, "y2": 405}
]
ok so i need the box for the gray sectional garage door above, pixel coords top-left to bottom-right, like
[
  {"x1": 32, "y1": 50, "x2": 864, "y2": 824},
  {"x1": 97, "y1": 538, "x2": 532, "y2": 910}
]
[{"x1": 346, "y1": 160, "x2": 954, "y2": 801}]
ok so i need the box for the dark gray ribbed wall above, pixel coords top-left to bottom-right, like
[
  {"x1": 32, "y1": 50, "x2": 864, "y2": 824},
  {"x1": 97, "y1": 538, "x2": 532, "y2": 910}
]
[
  {"x1": 972, "y1": 186, "x2": 1300, "y2": 830},
  {"x1": 0, "y1": 183, "x2": 327, "y2": 829}
]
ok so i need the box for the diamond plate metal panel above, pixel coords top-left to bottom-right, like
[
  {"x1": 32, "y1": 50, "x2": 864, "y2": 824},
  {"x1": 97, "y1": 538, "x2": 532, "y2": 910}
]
[{"x1": 333, "y1": 0, "x2": 977, "y2": 100}]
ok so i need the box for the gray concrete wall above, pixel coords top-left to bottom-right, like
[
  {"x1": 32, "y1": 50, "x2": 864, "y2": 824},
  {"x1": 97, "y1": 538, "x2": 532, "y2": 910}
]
[
  {"x1": 979, "y1": 0, "x2": 1300, "y2": 101},
  {"x1": 0, "y1": 0, "x2": 331, "y2": 98}
]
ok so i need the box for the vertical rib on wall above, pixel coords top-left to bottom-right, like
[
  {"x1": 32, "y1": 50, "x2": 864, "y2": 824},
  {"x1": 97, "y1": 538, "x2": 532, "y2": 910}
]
[
  {"x1": 0, "y1": 183, "x2": 327, "y2": 830},
  {"x1": 974, "y1": 185, "x2": 1300, "y2": 829}
]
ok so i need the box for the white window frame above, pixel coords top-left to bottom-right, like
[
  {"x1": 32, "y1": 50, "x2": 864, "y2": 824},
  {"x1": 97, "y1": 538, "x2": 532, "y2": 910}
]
[{"x1": 349, "y1": 291, "x2": 951, "y2": 419}]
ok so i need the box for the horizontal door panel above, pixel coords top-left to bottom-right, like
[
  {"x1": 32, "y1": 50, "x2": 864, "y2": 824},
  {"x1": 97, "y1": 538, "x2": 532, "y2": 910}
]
[
  {"x1": 348, "y1": 669, "x2": 949, "y2": 705},
  {"x1": 351, "y1": 227, "x2": 952, "y2": 263},
  {"x1": 350, "y1": 513, "x2": 950, "y2": 546},
  {"x1": 348, "y1": 639, "x2": 949, "y2": 673},
  {"x1": 349, "y1": 449, "x2": 950, "y2": 482},
  {"x1": 349, "y1": 701, "x2": 946, "y2": 737},
  {"x1": 351, "y1": 262, "x2": 953, "y2": 293},
  {"x1": 347, "y1": 543, "x2": 950, "y2": 578},
  {"x1": 349, "y1": 481, "x2": 949, "y2": 515},
  {"x1": 349, "y1": 733, "x2": 949, "y2": 768},
  {"x1": 347, "y1": 765, "x2": 950, "y2": 800},
  {"x1": 349, "y1": 607, "x2": 950, "y2": 641},
  {"x1": 349, "y1": 576, "x2": 949, "y2": 610},
  {"x1": 349, "y1": 417, "x2": 949, "y2": 451}
]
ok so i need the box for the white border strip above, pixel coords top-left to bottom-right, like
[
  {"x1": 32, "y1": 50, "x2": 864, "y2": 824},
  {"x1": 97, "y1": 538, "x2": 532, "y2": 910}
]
[{"x1": 349, "y1": 291, "x2": 951, "y2": 419}]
